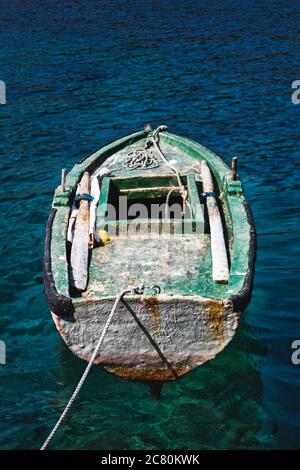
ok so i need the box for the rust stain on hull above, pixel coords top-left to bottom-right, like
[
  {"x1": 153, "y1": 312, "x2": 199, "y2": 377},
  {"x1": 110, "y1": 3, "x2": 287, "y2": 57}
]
[
  {"x1": 80, "y1": 352, "x2": 214, "y2": 381},
  {"x1": 143, "y1": 296, "x2": 161, "y2": 339},
  {"x1": 105, "y1": 365, "x2": 190, "y2": 381},
  {"x1": 51, "y1": 296, "x2": 238, "y2": 383},
  {"x1": 206, "y1": 299, "x2": 225, "y2": 342}
]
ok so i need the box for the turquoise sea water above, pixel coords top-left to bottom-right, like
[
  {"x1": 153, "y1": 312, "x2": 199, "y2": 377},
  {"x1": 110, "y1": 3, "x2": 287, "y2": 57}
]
[{"x1": 0, "y1": 0, "x2": 299, "y2": 450}]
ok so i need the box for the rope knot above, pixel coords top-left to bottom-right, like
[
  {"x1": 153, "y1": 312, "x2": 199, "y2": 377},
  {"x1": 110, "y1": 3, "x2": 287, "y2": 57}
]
[
  {"x1": 153, "y1": 125, "x2": 168, "y2": 142},
  {"x1": 131, "y1": 282, "x2": 145, "y2": 295},
  {"x1": 129, "y1": 283, "x2": 161, "y2": 296}
]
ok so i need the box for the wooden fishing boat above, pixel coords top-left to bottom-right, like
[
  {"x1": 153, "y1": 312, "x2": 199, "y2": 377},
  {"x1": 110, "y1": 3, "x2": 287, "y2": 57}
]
[{"x1": 44, "y1": 125, "x2": 256, "y2": 393}]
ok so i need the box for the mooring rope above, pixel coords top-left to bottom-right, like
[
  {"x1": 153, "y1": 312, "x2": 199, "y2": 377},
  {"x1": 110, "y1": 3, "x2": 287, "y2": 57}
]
[
  {"x1": 164, "y1": 187, "x2": 178, "y2": 219},
  {"x1": 122, "y1": 125, "x2": 189, "y2": 216},
  {"x1": 121, "y1": 125, "x2": 190, "y2": 216},
  {"x1": 150, "y1": 126, "x2": 191, "y2": 217},
  {"x1": 40, "y1": 283, "x2": 149, "y2": 451}
]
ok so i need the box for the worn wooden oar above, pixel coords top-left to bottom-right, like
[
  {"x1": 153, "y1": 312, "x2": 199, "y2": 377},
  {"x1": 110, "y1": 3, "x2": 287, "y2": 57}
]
[
  {"x1": 201, "y1": 160, "x2": 229, "y2": 283},
  {"x1": 70, "y1": 172, "x2": 91, "y2": 291}
]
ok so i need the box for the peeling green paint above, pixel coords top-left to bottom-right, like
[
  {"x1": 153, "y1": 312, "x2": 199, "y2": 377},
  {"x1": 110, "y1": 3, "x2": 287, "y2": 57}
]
[
  {"x1": 48, "y1": 129, "x2": 254, "y2": 306},
  {"x1": 51, "y1": 207, "x2": 70, "y2": 297}
]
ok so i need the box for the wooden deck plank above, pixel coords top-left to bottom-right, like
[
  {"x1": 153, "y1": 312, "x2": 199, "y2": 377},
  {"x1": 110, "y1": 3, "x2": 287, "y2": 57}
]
[
  {"x1": 85, "y1": 234, "x2": 213, "y2": 299},
  {"x1": 70, "y1": 172, "x2": 90, "y2": 291},
  {"x1": 201, "y1": 161, "x2": 229, "y2": 283}
]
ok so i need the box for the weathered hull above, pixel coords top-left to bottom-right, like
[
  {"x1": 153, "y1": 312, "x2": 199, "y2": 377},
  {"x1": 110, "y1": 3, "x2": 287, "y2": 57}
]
[
  {"x1": 43, "y1": 128, "x2": 256, "y2": 386},
  {"x1": 51, "y1": 295, "x2": 239, "y2": 381}
]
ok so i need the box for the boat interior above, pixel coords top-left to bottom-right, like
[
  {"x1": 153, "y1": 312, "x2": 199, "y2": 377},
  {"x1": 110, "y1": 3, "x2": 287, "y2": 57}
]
[{"x1": 76, "y1": 137, "x2": 232, "y2": 300}]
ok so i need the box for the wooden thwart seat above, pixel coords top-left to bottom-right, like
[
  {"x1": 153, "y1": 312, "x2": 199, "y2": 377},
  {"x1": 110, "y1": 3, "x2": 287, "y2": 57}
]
[{"x1": 201, "y1": 161, "x2": 229, "y2": 283}]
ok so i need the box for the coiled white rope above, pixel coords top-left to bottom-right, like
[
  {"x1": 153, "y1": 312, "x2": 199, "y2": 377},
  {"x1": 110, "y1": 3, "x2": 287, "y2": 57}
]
[
  {"x1": 40, "y1": 283, "x2": 146, "y2": 450},
  {"x1": 123, "y1": 147, "x2": 159, "y2": 170}
]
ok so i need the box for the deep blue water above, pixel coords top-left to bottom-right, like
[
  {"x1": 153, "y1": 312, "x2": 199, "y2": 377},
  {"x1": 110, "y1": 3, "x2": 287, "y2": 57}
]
[{"x1": 0, "y1": 0, "x2": 300, "y2": 450}]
